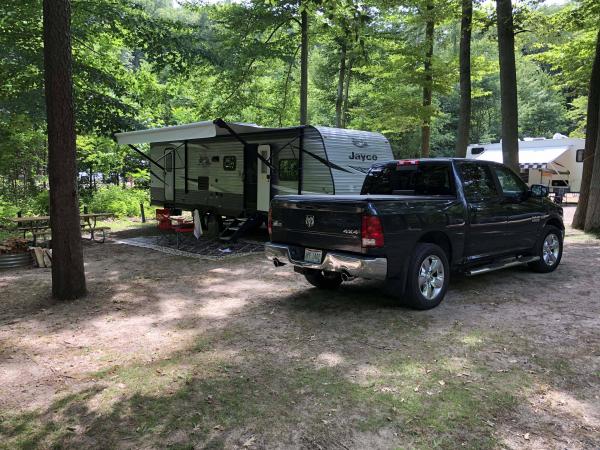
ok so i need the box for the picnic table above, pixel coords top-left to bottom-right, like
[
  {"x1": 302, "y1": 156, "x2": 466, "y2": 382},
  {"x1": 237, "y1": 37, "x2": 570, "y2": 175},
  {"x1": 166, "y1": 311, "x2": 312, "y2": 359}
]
[{"x1": 10, "y1": 212, "x2": 114, "y2": 245}]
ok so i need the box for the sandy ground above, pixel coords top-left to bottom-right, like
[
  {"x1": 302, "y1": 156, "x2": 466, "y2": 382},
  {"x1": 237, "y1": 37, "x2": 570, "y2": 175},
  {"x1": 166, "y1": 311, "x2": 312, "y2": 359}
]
[{"x1": 0, "y1": 206, "x2": 599, "y2": 449}]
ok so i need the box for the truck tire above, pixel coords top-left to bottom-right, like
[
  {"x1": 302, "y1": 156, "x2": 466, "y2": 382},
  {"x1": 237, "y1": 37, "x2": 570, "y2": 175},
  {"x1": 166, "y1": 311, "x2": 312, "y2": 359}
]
[
  {"x1": 304, "y1": 269, "x2": 343, "y2": 289},
  {"x1": 528, "y1": 225, "x2": 563, "y2": 273},
  {"x1": 402, "y1": 243, "x2": 450, "y2": 310}
]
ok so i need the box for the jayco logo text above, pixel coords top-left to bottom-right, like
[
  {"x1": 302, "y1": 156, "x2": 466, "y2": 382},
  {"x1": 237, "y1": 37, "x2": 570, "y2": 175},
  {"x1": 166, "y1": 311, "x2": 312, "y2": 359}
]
[{"x1": 349, "y1": 152, "x2": 378, "y2": 162}]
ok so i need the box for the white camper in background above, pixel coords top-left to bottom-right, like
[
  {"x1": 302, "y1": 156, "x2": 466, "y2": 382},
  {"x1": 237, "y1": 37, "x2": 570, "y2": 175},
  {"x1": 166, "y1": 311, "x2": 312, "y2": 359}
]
[
  {"x1": 115, "y1": 119, "x2": 393, "y2": 240},
  {"x1": 466, "y1": 136, "x2": 585, "y2": 194}
]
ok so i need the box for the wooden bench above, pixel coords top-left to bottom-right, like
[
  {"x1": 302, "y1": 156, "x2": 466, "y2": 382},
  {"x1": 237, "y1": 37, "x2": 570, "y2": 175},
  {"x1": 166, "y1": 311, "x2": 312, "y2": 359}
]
[
  {"x1": 31, "y1": 230, "x2": 52, "y2": 247},
  {"x1": 18, "y1": 226, "x2": 50, "y2": 239},
  {"x1": 82, "y1": 226, "x2": 111, "y2": 243}
]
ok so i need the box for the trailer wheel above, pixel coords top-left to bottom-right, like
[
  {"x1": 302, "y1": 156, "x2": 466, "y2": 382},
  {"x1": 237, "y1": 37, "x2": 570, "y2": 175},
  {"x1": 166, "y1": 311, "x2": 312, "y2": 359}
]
[{"x1": 304, "y1": 269, "x2": 343, "y2": 289}]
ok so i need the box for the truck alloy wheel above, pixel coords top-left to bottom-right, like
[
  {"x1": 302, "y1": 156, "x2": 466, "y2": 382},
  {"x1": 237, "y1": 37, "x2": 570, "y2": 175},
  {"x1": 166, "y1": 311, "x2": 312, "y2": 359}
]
[
  {"x1": 529, "y1": 225, "x2": 563, "y2": 273},
  {"x1": 418, "y1": 255, "x2": 445, "y2": 300},
  {"x1": 403, "y1": 243, "x2": 450, "y2": 310},
  {"x1": 542, "y1": 233, "x2": 560, "y2": 266}
]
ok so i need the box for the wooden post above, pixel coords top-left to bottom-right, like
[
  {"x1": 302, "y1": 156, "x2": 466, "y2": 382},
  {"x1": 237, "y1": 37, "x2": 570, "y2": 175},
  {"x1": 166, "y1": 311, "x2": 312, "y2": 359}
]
[{"x1": 140, "y1": 203, "x2": 146, "y2": 223}]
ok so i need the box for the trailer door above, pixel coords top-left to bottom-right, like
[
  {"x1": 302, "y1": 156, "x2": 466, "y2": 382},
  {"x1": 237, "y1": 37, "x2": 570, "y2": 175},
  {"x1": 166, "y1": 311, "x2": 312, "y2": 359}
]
[
  {"x1": 257, "y1": 144, "x2": 271, "y2": 211},
  {"x1": 164, "y1": 148, "x2": 175, "y2": 202}
]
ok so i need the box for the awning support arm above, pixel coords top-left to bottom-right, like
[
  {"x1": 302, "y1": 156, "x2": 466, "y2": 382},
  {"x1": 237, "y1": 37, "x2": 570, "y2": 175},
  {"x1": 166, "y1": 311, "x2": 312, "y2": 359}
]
[
  {"x1": 213, "y1": 118, "x2": 276, "y2": 171},
  {"x1": 150, "y1": 170, "x2": 165, "y2": 184},
  {"x1": 128, "y1": 144, "x2": 165, "y2": 172}
]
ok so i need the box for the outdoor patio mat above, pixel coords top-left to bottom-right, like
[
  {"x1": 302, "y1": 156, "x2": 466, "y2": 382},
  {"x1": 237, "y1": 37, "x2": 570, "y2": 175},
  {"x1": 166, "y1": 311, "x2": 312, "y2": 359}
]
[{"x1": 115, "y1": 236, "x2": 265, "y2": 261}]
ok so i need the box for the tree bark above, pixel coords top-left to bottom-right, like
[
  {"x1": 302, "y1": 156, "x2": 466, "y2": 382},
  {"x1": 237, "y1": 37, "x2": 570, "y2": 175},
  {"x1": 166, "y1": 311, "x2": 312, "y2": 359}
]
[
  {"x1": 584, "y1": 99, "x2": 600, "y2": 231},
  {"x1": 43, "y1": 0, "x2": 86, "y2": 300},
  {"x1": 335, "y1": 40, "x2": 347, "y2": 128},
  {"x1": 300, "y1": 7, "x2": 309, "y2": 125},
  {"x1": 341, "y1": 58, "x2": 353, "y2": 129},
  {"x1": 455, "y1": 0, "x2": 472, "y2": 158},
  {"x1": 573, "y1": 29, "x2": 600, "y2": 229},
  {"x1": 496, "y1": 0, "x2": 519, "y2": 173},
  {"x1": 421, "y1": 1, "x2": 435, "y2": 158}
]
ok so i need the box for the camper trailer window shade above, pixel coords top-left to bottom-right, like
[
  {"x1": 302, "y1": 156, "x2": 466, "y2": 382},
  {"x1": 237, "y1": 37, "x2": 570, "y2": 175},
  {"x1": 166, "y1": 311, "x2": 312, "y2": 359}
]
[
  {"x1": 279, "y1": 159, "x2": 299, "y2": 181},
  {"x1": 223, "y1": 156, "x2": 236, "y2": 171},
  {"x1": 576, "y1": 149, "x2": 584, "y2": 162}
]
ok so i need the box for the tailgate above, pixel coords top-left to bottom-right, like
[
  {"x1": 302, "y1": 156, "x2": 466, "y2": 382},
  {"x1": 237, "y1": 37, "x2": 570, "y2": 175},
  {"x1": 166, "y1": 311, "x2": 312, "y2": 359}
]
[{"x1": 271, "y1": 197, "x2": 365, "y2": 253}]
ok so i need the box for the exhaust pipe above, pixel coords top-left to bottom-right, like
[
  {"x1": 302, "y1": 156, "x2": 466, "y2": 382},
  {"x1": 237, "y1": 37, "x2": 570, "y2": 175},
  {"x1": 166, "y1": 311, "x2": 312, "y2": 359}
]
[
  {"x1": 273, "y1": 259, "x2": 286, "y2": 267},
  {"x1": 341, "y1": 270, "x2": 355, "y2": 282}
]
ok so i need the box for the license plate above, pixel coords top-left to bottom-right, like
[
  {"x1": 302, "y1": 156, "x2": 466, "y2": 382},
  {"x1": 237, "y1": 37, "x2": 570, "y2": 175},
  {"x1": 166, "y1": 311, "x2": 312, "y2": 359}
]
[{"x1": 304, "y1": 248, "x2": 322, "y2": 264}]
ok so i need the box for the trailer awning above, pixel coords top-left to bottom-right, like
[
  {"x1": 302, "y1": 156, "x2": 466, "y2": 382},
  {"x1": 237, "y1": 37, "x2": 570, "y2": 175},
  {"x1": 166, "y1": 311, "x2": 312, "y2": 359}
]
[
  {"x1": 114, "y1": 121, "x2": 276, "y2": 145},
  {"x1": 475, "y1": 146, "x2": 570, "y2": 170}
]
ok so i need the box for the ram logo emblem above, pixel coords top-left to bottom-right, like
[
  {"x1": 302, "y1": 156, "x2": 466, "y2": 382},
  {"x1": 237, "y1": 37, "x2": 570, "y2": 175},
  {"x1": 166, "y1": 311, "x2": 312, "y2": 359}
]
[{"x1": 305, "y1": 215, "x2": 315, "y2": 228}]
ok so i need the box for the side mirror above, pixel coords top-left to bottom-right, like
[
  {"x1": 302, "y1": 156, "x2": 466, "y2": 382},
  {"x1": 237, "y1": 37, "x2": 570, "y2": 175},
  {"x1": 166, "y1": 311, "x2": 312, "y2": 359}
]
[{"x1": 530, "y1": 184, "x2": 549, "y2": 198}]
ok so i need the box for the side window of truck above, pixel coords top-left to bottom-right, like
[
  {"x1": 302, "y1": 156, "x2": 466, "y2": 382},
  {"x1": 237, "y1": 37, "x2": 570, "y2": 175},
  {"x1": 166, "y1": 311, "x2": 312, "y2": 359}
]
[
  {"x1": 493, "y1": 166, "x2": 526, "y2": 197},
  {"x1": 459, "y1": 163, "x2": 498, "y2": 202}
]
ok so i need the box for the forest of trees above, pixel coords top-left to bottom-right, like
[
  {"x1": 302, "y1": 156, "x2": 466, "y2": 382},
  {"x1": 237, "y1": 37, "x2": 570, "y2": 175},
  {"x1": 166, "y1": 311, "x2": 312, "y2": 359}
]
[
  {"x1": 1, "y1": 0, "x2": 599, "y2": 297},
  {"x1": 1, "y1": 0, "x2": 598, "y2": 206}
]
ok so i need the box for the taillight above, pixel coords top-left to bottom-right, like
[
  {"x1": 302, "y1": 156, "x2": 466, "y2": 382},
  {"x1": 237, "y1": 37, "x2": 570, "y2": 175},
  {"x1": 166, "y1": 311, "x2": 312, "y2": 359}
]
[
  {"x1": 268, "y1": 207, "x2": 273, "y2": 237},
  {"x1": 362, "y1": 215, "x2": 384, "y2": 248}
]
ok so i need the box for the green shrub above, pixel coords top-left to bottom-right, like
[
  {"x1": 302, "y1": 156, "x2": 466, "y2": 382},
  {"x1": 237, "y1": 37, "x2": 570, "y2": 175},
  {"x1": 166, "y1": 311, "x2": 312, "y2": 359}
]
[
  {"x1": 88, "y1": 186, "x2": 149, "y2": 217},
  {"x1": 32, "y1": 190, "x2": 50, "y2": 215},
  {"x1": 0, "y1": 197, "x2": 20, "y2": 226}
]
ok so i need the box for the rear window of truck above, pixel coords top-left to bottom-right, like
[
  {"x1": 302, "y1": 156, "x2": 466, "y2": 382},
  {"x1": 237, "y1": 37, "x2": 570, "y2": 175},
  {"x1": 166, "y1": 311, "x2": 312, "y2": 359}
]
[{"x1": 361, "y1": 162, "x2": 455, "y2": 196}]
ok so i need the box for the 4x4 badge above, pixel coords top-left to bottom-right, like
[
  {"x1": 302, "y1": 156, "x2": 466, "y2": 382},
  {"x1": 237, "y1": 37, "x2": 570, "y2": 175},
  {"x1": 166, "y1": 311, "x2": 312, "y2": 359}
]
[{"x1": 305, "y1": 215, "x2": 315, "y2": 228}]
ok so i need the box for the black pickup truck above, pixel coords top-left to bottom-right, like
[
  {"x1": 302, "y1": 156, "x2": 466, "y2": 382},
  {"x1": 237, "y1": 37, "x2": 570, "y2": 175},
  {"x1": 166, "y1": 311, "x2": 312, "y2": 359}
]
[{"x1": 265, "y1": 158, "x2": 564, "y2": 309}]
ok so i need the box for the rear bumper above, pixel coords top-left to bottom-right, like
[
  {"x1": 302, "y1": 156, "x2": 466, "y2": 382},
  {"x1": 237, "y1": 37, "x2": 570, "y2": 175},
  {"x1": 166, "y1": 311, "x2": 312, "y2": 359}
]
[{"x1": 265, "y1": 242, "x2": 387, "y2": 281}]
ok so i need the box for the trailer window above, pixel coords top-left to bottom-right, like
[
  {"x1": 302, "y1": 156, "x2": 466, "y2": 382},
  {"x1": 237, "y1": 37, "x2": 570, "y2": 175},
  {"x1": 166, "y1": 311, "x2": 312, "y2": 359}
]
[
  {"x1": 576, "y1": 149, "x2": 584, "y2": 162},
  {"x1": 279, "y1": 159, "x2": 299, "y2": 181},
  {"x1": 361, "y1": 163, "x2": 455, "y2": 196},
  {"x1": 223, "y1": 156, "x2": 236, "y2": 171}
]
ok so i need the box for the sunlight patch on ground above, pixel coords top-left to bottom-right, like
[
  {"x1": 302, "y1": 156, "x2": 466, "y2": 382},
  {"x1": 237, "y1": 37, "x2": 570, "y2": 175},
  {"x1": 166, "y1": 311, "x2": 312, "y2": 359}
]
[
  {"x1": 197, "y1": 298, "x2": 248, "y2": 319},
  {"x1": 315, "y1": 352, "x2": 344, "y2": 367}
]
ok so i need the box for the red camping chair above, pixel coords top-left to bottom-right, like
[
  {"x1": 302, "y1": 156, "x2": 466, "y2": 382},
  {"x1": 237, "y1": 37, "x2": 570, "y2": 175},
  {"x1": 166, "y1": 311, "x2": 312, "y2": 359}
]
[
  {"x1": 173, "y1": 221, "x2": 195, "y2": 249},
  {"x1": 156, "y1": 208, "x2": 171, "y2": 224},
  {"x1": 156, "y1": 208, "x2": 173, "y2": 243}
]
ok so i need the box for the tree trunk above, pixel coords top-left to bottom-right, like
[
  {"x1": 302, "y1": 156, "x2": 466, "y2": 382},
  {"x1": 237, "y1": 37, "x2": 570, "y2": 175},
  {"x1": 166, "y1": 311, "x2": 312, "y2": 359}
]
[
  {"x1": 43, "y1": 0, "x2": 86, "y2": 300},
  {"x1": 455, "y1": 0, "x2": 472, "y2": 158},
  {"x1": 496, "y1": 0, "x2": 519, "y2": 173},
  {"x1": 584, "y1": 99, "x2": 600, "y2": 231},
  {"x1": 341, "y1": 58, "x2": 353, "y2": 129},
  {"x1": 421, "y1": 1, "x2": 435, "y2": 158},
  {"x1": 300, "y1": 7, "x2": 309, "y2": 125},
  {"x1": 335, "y1": 40, "x2": 347, "y2": 128},
  {"x1": 573, "y1": 29, "x2": 600, "y2": 229}
]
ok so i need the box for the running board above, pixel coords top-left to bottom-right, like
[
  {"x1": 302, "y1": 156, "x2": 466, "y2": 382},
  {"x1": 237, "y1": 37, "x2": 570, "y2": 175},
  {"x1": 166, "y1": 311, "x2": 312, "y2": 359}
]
[{"x1": 465, "y1": 256, "x2": 540, "y2": 277}]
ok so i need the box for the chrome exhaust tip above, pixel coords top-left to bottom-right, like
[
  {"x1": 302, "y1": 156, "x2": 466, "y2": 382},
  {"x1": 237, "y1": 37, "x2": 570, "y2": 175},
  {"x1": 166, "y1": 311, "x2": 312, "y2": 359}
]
[{"x1": 341, "y1": 270, "x2": 354, "y2": 282}]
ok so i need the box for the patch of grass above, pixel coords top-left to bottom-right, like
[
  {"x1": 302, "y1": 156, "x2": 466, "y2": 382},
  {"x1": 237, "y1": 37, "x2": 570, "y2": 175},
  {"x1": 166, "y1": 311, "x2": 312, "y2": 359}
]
[{"x1": 0, "y1": 325, "x2": 541, "y2": 449}]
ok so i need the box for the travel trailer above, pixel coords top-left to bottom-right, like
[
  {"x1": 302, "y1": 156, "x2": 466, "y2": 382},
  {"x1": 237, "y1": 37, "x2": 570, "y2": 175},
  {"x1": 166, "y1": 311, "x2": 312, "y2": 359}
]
[
  {"x1": 115, "y1": 119, "x2": 393, "y2": 239},
  {"x1": 466, "y1": 137, "x2": 585, "y2": 193}
]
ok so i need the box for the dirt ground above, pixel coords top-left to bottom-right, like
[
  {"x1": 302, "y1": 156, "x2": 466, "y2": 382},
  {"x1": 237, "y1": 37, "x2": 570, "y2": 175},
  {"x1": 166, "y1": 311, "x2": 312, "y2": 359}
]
[{"x1": 1, "y1": 206, "x2": 599, "y2": 449}]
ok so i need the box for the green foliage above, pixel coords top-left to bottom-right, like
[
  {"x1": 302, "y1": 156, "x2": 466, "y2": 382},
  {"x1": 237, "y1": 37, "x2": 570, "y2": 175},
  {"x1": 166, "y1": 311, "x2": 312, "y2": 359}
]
[
  {"x1": 0, "y1": 0, "x2": 596, "y2": 203},
  {"x1": 0, "y1": 196, "x2": 20, "y2": 220},
  {"x1": 32, "y1": 190, "x2": 49, "y2": 215},
  {"x1": 88, "y1": 186, "x2": 149, "y2": 218}
]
